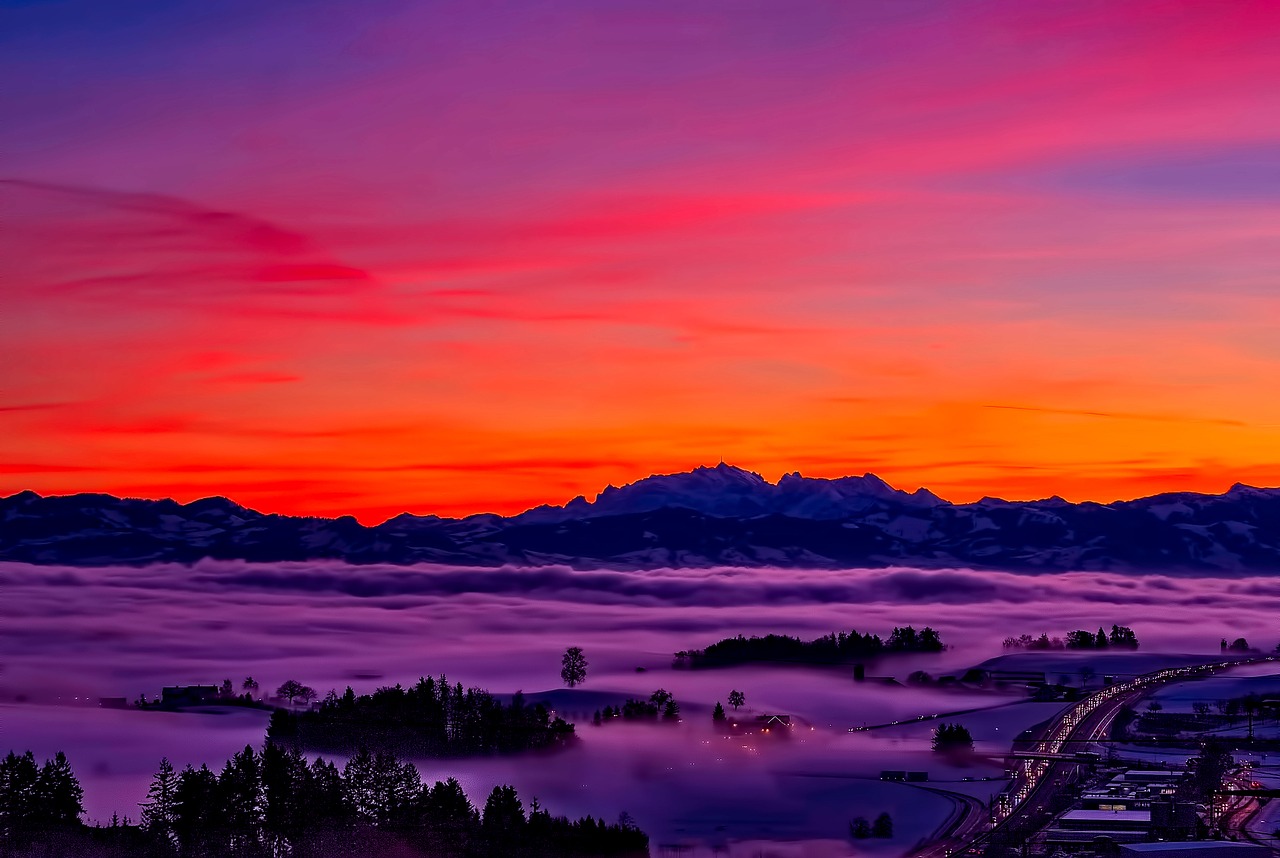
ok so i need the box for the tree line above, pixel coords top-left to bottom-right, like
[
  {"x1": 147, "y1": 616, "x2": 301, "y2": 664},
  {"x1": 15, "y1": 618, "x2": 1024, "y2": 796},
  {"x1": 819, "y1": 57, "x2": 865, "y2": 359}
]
[
  {"x1": 267, "y1": 677, "x2": 574, "y2": 757},
  {"x1": 674, "y1": 626, "x2": 944, "y2": 668},
  {"x1": 591, "y1": 689, "x2": 681, "y2": 725},
  {"x1": 1002, "y1": 624, "x2": 1139, "y2": 650},
  {"x1": 931, "y1": 723, "x2": 974, "y2": 754},
  {"x1": 0, "y1": 750, "x2": 83, "y2": 846},
  {"x1": 0, "y1": 744, "x2": 648, "y2": 858}
]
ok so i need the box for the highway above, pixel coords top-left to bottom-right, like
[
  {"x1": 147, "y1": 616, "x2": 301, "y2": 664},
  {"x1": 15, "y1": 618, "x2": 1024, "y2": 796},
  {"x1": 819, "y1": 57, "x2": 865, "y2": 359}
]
[
  {"x1": 910, "y1": 655, "x2": 1270, "y2": 858},
  {"x1": 1219, "y1": 768, "x2": 1280, "y2": 853}
]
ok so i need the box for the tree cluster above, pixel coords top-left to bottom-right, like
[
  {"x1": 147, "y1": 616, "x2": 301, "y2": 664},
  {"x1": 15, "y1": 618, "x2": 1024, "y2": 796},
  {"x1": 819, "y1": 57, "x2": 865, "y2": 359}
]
[
  {"x1": 275, "y1": 680, "x2": 318, "y2": 706},
  {"x1": 1214, "y1": 694, "x2": 1274, "y2": 720},
  {"x1": 931, "y1": 723, "x2": 974, "y2": 754},
  {"x1": 1186, "y1": 741, "x2": 1234, "y2": 802},
  {"x1": 1188, "y1": 694, "x2": 1280, "y2": 740},
  {"x1": 1003, "y1": 625, "x2": 1139, "y2": 650},
  {"x1": 0, "y1": 744, "x2": 648, "y2": 858},
  {"x1": 592, "y1": 690, "x2": 680, "y2": 724},
  {"x1": 676, "y1": 626, "x2": 943, "y2": 668},
  {"x1": 850, "y1": 812, "x2": 893, "y2": 840},
  {"x1": 267, "y1": 677, "x2": 575, "y2": 757},
  {"x1": 0, "y1": 751, "x2": 83, "y2": 847}
]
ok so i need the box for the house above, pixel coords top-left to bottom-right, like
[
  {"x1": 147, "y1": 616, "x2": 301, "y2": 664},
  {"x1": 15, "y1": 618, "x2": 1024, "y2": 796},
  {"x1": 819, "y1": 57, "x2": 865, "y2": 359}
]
[
  {"x1": 755, "y1": 714, "x2": 791, "y2": 728},
  {"x1": 161, "y1": 685, "x2": 219, "y2": 707}
]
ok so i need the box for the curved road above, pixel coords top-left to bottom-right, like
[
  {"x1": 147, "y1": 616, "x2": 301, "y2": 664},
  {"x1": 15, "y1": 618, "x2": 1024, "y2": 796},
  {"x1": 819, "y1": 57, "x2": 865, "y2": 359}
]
[
  {"x1": 907, "y1": 784, "x2": 987, "y2": 848},
  {"x1": 910, "y1": 655, "x2": 1272, "y2": 858},
  {"x1": 1220, "y1": 769, "x2": 1279, "y2": 853}
]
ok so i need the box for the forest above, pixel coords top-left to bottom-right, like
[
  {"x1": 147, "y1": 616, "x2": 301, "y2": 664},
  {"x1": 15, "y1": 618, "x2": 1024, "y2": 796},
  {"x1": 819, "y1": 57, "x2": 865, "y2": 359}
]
[
  {"x1": 674, "y1": 625, "x2": 944, "y2": 668},
  {"x1": 0, "y1": 744, "x2": 648, "y2": 858},
  {"x1": 1002, "y1": 624, "x2": 1140, "y2": 650},
  {"x1": 267, "y1": 677, "x2": 575, "y2": 756},
  {"x1": 592, "y1": 689, "x2": 682, "y2": 724}
]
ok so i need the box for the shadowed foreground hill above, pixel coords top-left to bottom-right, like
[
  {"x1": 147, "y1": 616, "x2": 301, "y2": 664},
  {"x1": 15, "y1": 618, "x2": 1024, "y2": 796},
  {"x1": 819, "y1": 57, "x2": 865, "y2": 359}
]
[{"x1": 5, "y1": 465, "x2": 1280, "y2": 572}]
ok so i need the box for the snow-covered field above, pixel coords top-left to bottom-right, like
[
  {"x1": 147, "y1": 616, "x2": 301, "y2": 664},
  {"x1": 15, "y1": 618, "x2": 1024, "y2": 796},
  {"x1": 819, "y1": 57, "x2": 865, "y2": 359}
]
[
  {"x1": 4, "y1": 560, "x2": 1279, "y2": 852},
  {"x1": 1148, "y1": 666, "x2": 1280, "y2": 712}
]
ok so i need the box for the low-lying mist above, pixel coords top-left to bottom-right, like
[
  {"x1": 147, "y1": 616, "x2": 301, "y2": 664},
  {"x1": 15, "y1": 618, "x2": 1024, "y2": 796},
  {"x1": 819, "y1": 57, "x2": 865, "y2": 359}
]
[{"x1": 4, "y1": 560, "x2": 1277, "y2": 849}]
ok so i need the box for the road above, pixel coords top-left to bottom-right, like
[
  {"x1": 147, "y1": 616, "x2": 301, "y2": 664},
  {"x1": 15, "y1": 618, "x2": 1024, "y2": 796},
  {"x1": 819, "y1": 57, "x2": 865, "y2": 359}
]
[
  {"x1": 909, "y1": 655, "x2": 1271, "y2": 858},
  {"x1": 907, "y1": 784, "x2": 989, "y2": 851},
  {"x1": 1220, "y1": 769, "x2": 1280, "y2": 854}
]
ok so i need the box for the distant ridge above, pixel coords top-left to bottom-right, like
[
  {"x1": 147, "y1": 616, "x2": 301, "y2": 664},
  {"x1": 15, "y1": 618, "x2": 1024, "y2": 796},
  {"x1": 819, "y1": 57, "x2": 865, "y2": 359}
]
[{"x1": 4, "y1": 464, "x2": 1280, "y2": 572}]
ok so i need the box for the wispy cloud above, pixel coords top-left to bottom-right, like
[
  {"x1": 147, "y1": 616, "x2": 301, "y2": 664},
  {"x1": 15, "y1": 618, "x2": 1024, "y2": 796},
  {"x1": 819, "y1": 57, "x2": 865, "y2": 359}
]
[
  {"x1": 983, "y1": 404, "x2": 1250, "y2": 427},
  {"x1": 3, "y1": 1, "x2": 1280, "y2": 516}
]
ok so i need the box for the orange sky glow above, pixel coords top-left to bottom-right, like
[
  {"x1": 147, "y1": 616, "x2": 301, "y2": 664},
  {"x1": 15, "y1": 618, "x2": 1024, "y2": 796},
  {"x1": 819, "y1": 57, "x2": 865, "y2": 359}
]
[{"x1": 3, "y1": 1, "x2": 1280, "y2": 522}]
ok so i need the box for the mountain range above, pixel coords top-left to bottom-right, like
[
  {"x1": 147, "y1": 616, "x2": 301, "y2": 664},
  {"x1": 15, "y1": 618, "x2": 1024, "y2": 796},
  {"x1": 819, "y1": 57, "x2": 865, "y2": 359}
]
[{"x1": 5, "y1": 463, "x2": 1280, "y2": 572}]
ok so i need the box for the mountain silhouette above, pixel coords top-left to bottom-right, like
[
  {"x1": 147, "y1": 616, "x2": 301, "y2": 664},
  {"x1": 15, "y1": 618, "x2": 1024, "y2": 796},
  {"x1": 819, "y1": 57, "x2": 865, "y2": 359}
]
[{"x1": 5, "y1": 465, "x2": 1280, "y2": 571}]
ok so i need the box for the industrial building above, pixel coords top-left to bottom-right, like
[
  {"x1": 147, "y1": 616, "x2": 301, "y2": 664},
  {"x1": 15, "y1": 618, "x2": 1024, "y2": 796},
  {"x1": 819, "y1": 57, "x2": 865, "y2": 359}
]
[
  {"x1": 1118, "y1": 843, "x2": 1269, "y2": 858},
  {"x1": 1040, "y1": 765, "x2": 1203, "y2": 852}
]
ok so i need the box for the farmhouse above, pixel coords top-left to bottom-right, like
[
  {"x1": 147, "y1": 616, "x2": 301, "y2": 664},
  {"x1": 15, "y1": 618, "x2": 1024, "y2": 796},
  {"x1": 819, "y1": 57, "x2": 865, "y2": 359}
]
[{"x1": 160, "y1": 685, "x2": 219, "y2": 707}]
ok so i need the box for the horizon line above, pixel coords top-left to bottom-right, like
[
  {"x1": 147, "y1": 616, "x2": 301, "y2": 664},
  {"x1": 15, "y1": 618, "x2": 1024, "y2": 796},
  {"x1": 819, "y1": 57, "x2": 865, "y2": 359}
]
[{"x1": 3, "y1": 462, "x2": 1275, "y2": 527}]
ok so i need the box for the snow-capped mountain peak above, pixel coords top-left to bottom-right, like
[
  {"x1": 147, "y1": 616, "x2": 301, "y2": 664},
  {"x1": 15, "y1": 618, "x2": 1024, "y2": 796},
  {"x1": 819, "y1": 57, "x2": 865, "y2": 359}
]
[
  {"x1": 513, "y1": 464, "x2": 937, "y2": 523},
  {"x1": 6, "y1": 471, "x2": 1280, "y2": 573}
]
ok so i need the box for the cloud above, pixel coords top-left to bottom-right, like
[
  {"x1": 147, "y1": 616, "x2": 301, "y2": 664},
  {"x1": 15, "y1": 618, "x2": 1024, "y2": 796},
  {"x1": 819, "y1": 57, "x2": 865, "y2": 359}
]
[
  {"x1": 0, "y1": 403, "x2": 73, "y2": 414},
  {"x1": 3, "y1": 560, "x2": 1278, "y2": 703},
  {"x1": 0, "y1": 179, "x2": 313, "y2": 256},
  {"x1": 0, "y1": 558, "x2": 1262, "y2": 616},
  {"x1": 0, "y1": 178, "x2": 390, "y2": 319},
  {"x1": 983, "y1": 404, "x2": 1250, "y2": 428},
  {"x1": 0, "y1": 462, "x2": 98, "y2": 474},
  {"x1": 4, "y1": 1, "x2": 1280, "y2": 520},
  {"x1": 205, "y1": 372, "x2": 303, "y2": 386}
]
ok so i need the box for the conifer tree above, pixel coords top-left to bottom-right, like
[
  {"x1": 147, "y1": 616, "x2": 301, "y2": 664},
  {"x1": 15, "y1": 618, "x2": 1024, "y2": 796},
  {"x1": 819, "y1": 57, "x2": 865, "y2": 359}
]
[
  {"x1": 139, "y1": 757, "x2": 179, "y2": 843},
  {"x1": 219, "y1": 744, "x2": 265, "y2": 851},
  {"x1": 0, "y1": 751, "x2": 40, "y2": 840},
  {"x1": 32, "y1": 751, "x2": 83, "y2": 830},
  {"x1": 173, "y1": 764, "x2": 219, "y2": 855},
  {"x1": 483, "y1": 784, "x2": 526, "y2": 852}
]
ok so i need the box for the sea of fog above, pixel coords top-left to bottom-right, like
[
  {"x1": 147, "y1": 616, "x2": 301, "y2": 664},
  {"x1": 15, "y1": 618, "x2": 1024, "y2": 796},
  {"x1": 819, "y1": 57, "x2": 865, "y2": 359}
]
[{"x1": 5, "y1": 560, "x2": 1280, "y2": 855}]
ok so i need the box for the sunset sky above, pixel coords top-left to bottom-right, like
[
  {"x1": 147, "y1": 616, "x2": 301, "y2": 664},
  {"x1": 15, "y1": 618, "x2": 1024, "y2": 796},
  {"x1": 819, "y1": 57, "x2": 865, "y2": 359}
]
[{"x1": 4, "y1": 0, "x2": 1279, "y2": 522}]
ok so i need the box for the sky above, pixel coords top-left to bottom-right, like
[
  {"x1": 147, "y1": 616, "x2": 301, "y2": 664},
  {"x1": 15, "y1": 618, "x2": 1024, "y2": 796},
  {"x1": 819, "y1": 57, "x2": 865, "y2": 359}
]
[{"x1": 3, "y1": 0, "x2": 1280, "y2": 522}]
